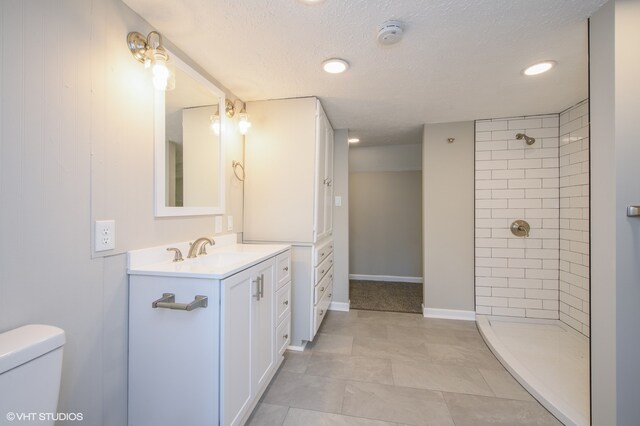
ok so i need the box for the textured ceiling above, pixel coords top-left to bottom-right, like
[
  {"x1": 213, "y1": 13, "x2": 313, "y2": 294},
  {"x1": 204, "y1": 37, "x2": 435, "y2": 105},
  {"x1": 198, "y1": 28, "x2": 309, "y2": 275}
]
[{"x1": 123, "y1": 0, "x2": 605, "y2": 146}]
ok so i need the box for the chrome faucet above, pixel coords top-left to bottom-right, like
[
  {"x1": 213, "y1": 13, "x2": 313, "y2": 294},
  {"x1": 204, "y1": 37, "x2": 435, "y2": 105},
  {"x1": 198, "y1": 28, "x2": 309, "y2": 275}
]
[{"x1": 187, "y1": 237, "x2": 215, "y2": 258}]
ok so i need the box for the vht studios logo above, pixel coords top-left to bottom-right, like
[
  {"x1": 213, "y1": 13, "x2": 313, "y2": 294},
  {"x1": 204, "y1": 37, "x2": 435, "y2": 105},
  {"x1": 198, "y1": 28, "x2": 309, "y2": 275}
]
[{"x1": 5, "y1": 412, "x2": 83, "y2": 422}]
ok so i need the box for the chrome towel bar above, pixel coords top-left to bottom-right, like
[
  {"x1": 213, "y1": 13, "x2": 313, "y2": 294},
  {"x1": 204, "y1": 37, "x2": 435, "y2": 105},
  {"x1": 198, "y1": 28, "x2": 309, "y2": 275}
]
[{"x1": 152, "y1": 293, "x2": 208, "y2": 311}]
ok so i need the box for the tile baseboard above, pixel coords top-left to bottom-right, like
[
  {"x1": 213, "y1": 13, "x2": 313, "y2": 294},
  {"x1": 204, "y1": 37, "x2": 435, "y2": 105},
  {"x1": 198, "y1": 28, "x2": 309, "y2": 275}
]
[
  {"x1": 349, "y1": 274, "x2": 423, "y2": 283},
  {"x1": 328, "y1": 301, "x2": 350, "y2": 312},
  {"x1": 422, "y1": 306, "x2": 476, "y2": 321}
]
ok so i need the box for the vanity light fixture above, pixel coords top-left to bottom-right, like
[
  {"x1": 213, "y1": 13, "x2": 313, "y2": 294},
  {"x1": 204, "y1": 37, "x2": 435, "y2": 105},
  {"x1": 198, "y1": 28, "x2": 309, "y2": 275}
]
[
  {"x1": 210, "y1": 114, "x2": 221, "y2": 135},
  {"x1": 523, "y1": 60, "x2": 556, "y2": 76},
  {"x1": 127, "y1": 30, "x2": 175, "y2": 91},
  {"x1": 348, "y1": 138, "x2": 360, "y2": 143},
  {"x1": 323, "y1": 58, "x2": 349, "y2": 74},
  {"x1": 225, "y1": 99, "x2": 252, "y2": 134}
]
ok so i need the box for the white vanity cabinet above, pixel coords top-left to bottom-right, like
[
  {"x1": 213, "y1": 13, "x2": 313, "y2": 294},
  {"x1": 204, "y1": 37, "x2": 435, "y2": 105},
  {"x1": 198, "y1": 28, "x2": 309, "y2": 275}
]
[
  {"x1": 244, "y1": 97, "x2": 334, "y2": 347},
  {"x1": 128, "y1": 245, "x2": 290, "y2": 426}
]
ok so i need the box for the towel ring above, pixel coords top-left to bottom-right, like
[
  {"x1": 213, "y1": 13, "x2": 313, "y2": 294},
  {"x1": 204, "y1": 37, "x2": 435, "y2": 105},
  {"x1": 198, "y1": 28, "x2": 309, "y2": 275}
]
[{"x1": 232, "y1": 161, "x2": 245, "y2": 181}]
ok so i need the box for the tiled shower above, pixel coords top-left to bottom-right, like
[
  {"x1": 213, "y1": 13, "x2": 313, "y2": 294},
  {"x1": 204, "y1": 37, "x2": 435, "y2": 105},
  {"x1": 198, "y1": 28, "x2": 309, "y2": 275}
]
[{"x1": 474, "y1": 100, "x2": 590, "y2": 336}]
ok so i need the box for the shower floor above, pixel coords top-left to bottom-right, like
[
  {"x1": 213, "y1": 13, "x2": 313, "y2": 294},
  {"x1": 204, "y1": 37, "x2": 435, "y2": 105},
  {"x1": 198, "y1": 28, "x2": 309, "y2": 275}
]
[{"x1": 476, "y1": 316, "x2": 589, "y2": 426}]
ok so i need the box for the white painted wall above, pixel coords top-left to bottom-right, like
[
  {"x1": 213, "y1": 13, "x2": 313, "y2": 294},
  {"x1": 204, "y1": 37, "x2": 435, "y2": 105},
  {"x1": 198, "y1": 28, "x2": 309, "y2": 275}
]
[
  {"x1": 423, "y1": 122, "x2": 475, "y2": 312},
  {"x1": 591, "y1": 0, "x2": 640, "y2": 424},
  {"x1": 0, "y1": 1, "x2": 243, "y2": 424},
  {"x1": 331, "y1": 130, "x2": 350, "y2": 305},
  {"x1": 349, "y1": 143, "x2": 422, "y2": 173}
]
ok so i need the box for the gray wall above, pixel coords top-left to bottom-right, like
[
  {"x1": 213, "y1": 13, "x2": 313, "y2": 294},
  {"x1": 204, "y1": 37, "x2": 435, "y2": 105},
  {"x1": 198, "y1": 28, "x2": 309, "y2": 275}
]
[
  {"x1": 332, "y1": 129, "x2": 349, "y2": 304},
  {"x1": 348, "y1": 144, "x2": 423, "y2": 279},
  {"x1": 0, "y1": 1, "x2": 243, "y2": 424},
  {"x1": 591, "y1": 0, "x2": 640, "y2": 424},
  {"x1": 423, "y1": 122, "x2": 475, "y2": 312}
]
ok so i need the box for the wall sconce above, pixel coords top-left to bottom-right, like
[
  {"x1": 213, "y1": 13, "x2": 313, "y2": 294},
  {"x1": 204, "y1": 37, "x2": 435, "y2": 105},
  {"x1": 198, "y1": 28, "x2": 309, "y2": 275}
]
[
  {"x1": 127, "y1": 31, "x2": 175, "y2": 91},
  {"x1": 225, "y1": 99, "x2": 252, "y2": 135},
  {"x1": 210, "y1": 114, "x2": 221, "y2": 135}
]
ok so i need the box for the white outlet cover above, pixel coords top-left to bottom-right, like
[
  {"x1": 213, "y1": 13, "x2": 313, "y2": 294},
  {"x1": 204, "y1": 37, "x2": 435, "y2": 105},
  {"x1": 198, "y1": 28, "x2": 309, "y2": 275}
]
[
  {"x1": 335, "y1": 196, "x2": 342, "y2": 207},
  {"x1": 95, "y1": 220, "x2": 115, "y2": 252},
  {"x1": 227, "y1": 215, "x2": 233, "y2": 231},
  {"x1": 215, "y1": 216, "x2": 223, "y2": 233}
]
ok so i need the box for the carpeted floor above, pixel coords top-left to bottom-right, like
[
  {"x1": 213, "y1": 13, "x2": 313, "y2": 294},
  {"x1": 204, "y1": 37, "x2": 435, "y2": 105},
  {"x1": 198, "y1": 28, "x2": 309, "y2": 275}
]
[{"x1": 349, "y1": 280, "x2": 423, "y2": 314}]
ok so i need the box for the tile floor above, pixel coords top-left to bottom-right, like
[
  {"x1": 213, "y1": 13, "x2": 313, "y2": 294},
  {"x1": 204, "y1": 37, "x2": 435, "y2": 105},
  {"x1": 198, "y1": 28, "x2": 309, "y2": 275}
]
[{"x1": 247, "y1": 310, "x2": 562, "y2": 426}]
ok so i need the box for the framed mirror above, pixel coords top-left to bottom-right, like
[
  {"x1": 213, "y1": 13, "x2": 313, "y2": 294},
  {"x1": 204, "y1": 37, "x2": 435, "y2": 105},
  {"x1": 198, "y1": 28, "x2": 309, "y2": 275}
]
[{"x1": 154, "y1": 51, "x2": 226, "y2": 217}]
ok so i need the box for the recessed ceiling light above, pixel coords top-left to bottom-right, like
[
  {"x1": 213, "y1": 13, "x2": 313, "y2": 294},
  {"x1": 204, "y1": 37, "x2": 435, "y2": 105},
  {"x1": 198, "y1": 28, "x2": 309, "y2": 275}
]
[
  {"x1": 323, "y1": 58, "x2": 349, "y2": 74},
  {"x1": 348, "y1": 138, "x2": 360, "y2": 143},
  {"x1": 523, "y1": 61, "x2": 556, "y2": 76}
]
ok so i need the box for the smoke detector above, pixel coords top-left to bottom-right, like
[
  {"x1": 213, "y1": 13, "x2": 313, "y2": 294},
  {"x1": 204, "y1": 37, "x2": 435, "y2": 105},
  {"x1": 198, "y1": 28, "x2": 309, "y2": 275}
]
[{"x1": 377, "y1": 20, "x2": 404, "y2": 45}]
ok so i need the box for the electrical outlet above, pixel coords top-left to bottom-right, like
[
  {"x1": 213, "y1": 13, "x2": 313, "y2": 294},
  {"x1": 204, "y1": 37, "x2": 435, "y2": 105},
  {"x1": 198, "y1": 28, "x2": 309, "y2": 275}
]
[
  {"x1": 215, "y1": 216, "x2": 223, "y2": 234},
  {"x1": 227, "y1": 215, "x2": 233, "y2": 231},
  {"x1": 335, "y1": 196, "x2": 342, "y2": 207},
  {"x1": 95, "y1": 220, "x2": 115, "y2": 252}
]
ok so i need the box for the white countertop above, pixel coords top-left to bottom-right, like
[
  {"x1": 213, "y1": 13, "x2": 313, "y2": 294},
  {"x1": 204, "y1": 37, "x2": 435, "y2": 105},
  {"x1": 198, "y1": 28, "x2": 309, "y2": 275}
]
[{"x1": 128, "y1": 236, "x2": 289, "y2": 279}]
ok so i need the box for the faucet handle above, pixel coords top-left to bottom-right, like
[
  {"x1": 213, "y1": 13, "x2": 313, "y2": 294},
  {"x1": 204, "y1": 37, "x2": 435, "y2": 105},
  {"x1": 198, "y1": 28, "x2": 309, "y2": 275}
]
[{"x1": 167, "y1": 247, "x2": 184, "y2": 262}]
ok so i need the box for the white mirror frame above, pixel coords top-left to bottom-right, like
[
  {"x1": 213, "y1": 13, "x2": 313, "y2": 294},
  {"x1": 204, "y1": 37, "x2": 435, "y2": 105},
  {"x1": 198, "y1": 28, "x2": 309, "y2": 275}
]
[{"x1": 154, "y1": 51, "x2": 226, "y2": 217}]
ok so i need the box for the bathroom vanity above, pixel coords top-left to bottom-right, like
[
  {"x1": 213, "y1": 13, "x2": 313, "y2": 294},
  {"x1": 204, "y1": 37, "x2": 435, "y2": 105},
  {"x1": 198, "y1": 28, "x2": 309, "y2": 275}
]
[{"x1": 127, "y1": 235, "x2": 291, "y2": 426}]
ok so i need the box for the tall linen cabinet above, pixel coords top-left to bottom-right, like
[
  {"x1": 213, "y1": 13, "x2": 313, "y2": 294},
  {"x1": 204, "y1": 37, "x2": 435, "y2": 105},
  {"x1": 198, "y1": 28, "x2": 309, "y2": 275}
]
[{"x1": 244, "y1": 97, "x2": 334, "y2": 347}]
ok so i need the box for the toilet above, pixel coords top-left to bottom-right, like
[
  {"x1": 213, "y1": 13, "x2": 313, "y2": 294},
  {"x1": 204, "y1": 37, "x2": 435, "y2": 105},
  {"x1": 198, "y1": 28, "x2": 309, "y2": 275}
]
[{"x1": 0, "y1": 325, "x2": 65, "y2": 425}]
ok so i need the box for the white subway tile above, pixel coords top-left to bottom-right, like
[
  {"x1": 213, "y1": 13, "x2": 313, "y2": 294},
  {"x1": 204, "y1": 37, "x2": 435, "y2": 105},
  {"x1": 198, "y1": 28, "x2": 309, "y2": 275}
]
[
  {"x1": 542, "y1": 178, "x2": 560, "y2": 188},
  {"x1": 476, "y1": 120, "x2": 509, "y2": 132},
  {"x1": 476, "y1": 229, "x2": 491, "y2": 238},
  {"x1": 509, "y1": 298, "x2": 542, "y2": 309},
  {"x1": 526, "y1": 309, "x2": 559, "y2": 319},
  {"x1": 476, "y1": 199, "x2": 508, "y2": 209},
  {"x1": 476, "y1": 267, "x2": 492, "y2": 277},
  {"x1": 476, "y1": 306, "x2": 492, "y2": 315},
  {"x1": 543, "y1": 300, "x2": 559, "y2": 310},
  {"x1": 476, "y1": 238, "x2": 508, "y2": 248},
  {"x1": 508, "y1": 179, "x2": 542, "y2": 189},
  {"x1": 477, "y1": 218, "x2": 509, "y2": 228},
  {"x1": 525, "y1": 209, "x2": 559, "y2": 219},
  {"x1": 543, "y1": 279, "x2": 559, "y2": 290},
  {"x1": 492, "y1": 248, "x2": 525, "y2": 258},
  {"x1": 492, "y1": 129, "x2": 521, "y2": 140},
  {"x1": 477, "y1": 140, "x2": 508, "y2": 151},
  {"x1": 508, "y1": 159, "x2": 542, "y2": 169},
  {"x1": 477, "y1": 257, "x2": 508, "y2": 268},
  {"x1": 542, "y1": 116, "x2": 560, "y2": 128},
  {"x1": 492, "y1": 169, "x2": 525, "y2": 179},
  {"x1": 491, "y1": 208, "x2": 525, "y2": 218},
  {"x1": 526, "y1": 188, "x2": 559, "y2": 199},
  {"x1": 526, "y1": 168, "x2": 558, "y2": 179},
  {"x1": 526, "y1": 289, "x2": 558, "y2": 300},
  {"x1": 476, "y1": 277, "x2": 508, "y2": 287},
  {"x1": 526, "y1": 268, "x2": 558, "y2": 280},
  {"x1": 476, "y1": 160, "x2": 508, "y2": 170},
  {"x1": 475, "y1": 209, "x2": 491, "y2": 218},
  {"x1": 508, "y1": 258, "x2": 542, "y2": 269},
  {"x1": 493, "y1": 149, "x2": 525, "y2": 160},
  {"x1": 476, "y1": 296, "x2": 508, "y2": 307},
  {"x1": 492, "y1": 307, "x2": 526, "y2": 317},
  {"x1": 476, "y1": 151, "x2": 492, "y2": 161},
  {"x1": 508, "y1": 278, "x2": 543, "y2": 289},
  {"x1": 525, "y1": 248, "x2": 558, "y2": 259},
  {"x1": 493, "y1": 288, "x2": 525, "y2": 298},
  {"x1": 492, "y1": 189, "x2": 525, "y2": 199},
  {"x1": 476, "y1": 180, "x2": 508, "y2": 190},
  {"x1": 492, "y1": 267, "x2": 525, "y2": 278},
  {"x1": 542, "y1": 158, "x2": 559, "y2": 168},
  {"x1": 508, "y1": 118, "x2": 542, "y2": 130},
  {"x1": 476, "y1": 190, "x2": 492, "y2": 200},
  {"x1": 508, "y1": 198, "x2": 541, "y2": 209},
  {"x1": 476, "y1": 286, "x2": 492, "y2": 296},
  {"x1": 542, "y1": 138, "x2": 560, "y2": 148},
  {"x1": 560, "y1": 292, "x2": 583, "y2": 309}
]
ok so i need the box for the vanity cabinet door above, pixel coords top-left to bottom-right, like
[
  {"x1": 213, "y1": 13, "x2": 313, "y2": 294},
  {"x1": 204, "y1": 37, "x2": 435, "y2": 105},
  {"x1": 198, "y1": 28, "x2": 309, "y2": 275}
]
[
  {"x1": 252, "y1": 260, "x2": 275, "y2": 394},
  {"x1": 221, "y1": 269, "x2": 253, "y2": 426}
]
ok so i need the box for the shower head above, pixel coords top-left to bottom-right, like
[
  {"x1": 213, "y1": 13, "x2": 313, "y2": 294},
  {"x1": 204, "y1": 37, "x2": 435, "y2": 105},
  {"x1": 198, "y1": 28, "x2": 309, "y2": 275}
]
[{"x1": 516, "y1": 133, "x2": 535, "y2": 145}]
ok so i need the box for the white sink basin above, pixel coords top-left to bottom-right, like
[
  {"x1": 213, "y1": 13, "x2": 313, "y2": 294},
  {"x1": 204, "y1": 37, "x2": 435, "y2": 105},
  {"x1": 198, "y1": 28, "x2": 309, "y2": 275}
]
[{"x1": 128, "y1": 243, "x2": 289, "y2": 279}]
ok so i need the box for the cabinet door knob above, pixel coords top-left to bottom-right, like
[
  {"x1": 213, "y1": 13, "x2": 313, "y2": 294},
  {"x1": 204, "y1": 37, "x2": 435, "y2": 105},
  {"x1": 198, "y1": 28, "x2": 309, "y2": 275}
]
[
  {"x1": 328, "y1": 293, "x2": 332, "y2": 298},
  {"x1": 321, "y1": 270, "x2": 325, "y2": 275},
  {"x1": 320, "y1": 309, "x2": 324, "y2": 316},
  {"x1": 283, "y1": 334, "x2": 289, "y2": 340},
  {"x1": 283, "y1": 300, "x2": 289, "y2": 306},
  {"x1": 320, "y1": 287, "x2": 325, "y2": 292},
  {"x1": 283, "y1": 266, "x2": 289, "y2": 271}
]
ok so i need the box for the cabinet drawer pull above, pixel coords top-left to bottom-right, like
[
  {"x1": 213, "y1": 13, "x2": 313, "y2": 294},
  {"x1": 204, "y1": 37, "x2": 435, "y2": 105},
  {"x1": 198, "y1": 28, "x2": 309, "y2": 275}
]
[
  {"x1": 283, "y1": 266, "x2": 289, "y2": 271},
  {"x1": 283, "y1": 334, "x2": 289, "y2": 340},
  {"x1": 253, "y1": 278, "x2": 261, "y2": 301},
  {"x1": 328, "y1": 293, "x2": 332, "y2": 298},
  {"x1": 320, "y1": 309, "x2": 324, "y2": 316},
  {"x1": 283, "y1": 300, "x2": 289, "y2": 306},
  {"x1": 320, "y1": 287, "x2": 325, "y2": 292},
  {"x1": 321, "y1": 252, "x2": 326, "y2": 257},
  {"x1": 259, "y1": 274, "x2": 264, "y2": 298},
  {"x1": 152, "y1": 293, "x2": 208, "y2": 311},
  {"x1": 321, "y1": 269, "x2": 325, "y2": 275}
]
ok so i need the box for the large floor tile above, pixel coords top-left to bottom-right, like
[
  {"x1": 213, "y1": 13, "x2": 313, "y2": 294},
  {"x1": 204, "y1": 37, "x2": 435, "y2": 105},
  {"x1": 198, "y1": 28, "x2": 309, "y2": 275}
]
[
  {"x1": 306, "y1": 352, "x2": 394, "y2": 385},
  {"x1": 352, "y1": 336, "x2": 431, "y2": 364},
  {"x1": 391, "y1": 360, "x2": 494, "y2": 397},
  {"x1": 478, "y1": 368, "x2": 534, "y2": 402},
  {"x1": 341, "y1": 381, "x2": 455, "y2": 426},
  {"x1": 281, "y1": 350, "x2": 312, "y2": 374},
  {"x1": 356, "y1": 310, "x2": 424, "y2": 327},
  {"x1": 319, "y1": 320, "x2": 389, "y2": 339},
  {"x1": 423, "y1": 342, "x2": 503, "y2": 370},
  {"x1": 262, "y1": 371, "x2": 346, "y2": 414},
  {"x1": 246, "y1": 403, "x2": 289, "y2": 426},
  {"x1": 282, "y1": 408, "x2": 397, "y2": 426},
  {"x1": 443, "y1": 392, "x2": 562, "y2": 426},
  {"x1": 308, "y1": 333, "x2": 354, "y2": 355}
]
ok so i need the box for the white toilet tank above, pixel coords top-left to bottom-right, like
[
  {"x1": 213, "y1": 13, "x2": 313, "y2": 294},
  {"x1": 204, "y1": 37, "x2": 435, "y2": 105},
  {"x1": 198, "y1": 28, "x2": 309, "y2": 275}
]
[{"x1": 0, "y1": 325, "x2": 65, "y2": 425}]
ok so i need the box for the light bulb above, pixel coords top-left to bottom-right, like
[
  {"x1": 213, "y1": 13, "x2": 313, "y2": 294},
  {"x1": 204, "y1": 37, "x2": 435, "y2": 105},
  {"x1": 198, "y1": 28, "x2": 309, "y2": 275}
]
[
  {"x1": 147, "y1": 50, "x2": 174, "y2": 91},
  {"x1": 210, "y1": 114, "x2": 221, "y2": 135},
  {"x1": 238, "y1": 112, "x2": 252, "y2": 135}
]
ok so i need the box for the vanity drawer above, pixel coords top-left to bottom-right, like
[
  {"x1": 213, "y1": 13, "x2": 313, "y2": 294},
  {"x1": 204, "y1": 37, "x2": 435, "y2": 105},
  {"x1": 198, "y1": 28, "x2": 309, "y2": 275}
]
[
  {"x1": 314, "y1": 268, "x2": 333, "y2": 305},
  {"x1": 314, "y1": 252, "x2": 333, "y2": 285},
  {"x1": 313, "y1": 283, "x2": 333, "y2": 335},
  {"x1": 276, "y1": 314, "x2": 291, "y2": 356},
  {"x1": 314, "y1": 239, "x2": 334, "y2": 266},
  {"x1": 276, "y1": 251, "x2": 291, "y2": 290},
  {"x1": 276, "y1": 281, "x2": 291, "y2": 325}
]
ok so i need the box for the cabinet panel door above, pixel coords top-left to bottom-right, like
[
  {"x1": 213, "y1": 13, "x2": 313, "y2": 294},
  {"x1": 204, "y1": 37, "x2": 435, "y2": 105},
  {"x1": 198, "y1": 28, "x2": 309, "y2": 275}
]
[
  {"x1": 252, "y1": 260, "x2": 276, "y2": 394},
  {"x1": 222, "y1": 270, "x2": 254, "y2": 426},
  {"x1": 324, "y1": 120, "x2": 334, "y2": 233},
  {"x1": 314, "y1": 108, "x2": 327, "y2": 242}
]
